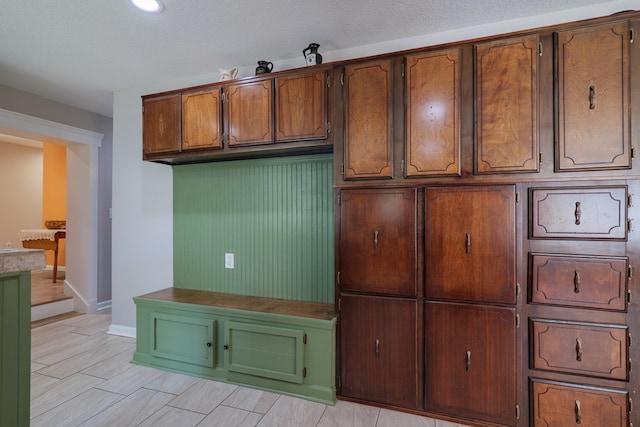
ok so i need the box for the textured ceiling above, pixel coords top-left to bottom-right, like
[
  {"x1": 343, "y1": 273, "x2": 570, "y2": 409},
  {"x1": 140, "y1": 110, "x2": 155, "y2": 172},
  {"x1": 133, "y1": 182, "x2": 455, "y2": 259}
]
[{"x1": 0, "y1": 0, "x2": 635, "y2": 118}]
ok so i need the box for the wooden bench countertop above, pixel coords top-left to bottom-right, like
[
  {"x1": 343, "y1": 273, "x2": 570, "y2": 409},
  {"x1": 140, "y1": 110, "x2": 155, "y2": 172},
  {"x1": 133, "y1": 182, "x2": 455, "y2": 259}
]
[{"x1": 137, "y1": 287, "x2": 336, "y2": 321}]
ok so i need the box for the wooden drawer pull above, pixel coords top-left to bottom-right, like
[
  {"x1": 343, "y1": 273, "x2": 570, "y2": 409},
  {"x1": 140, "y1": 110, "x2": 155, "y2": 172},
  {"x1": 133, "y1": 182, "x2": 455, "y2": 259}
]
[
  {"x1": 589, "y1": 85, "x2": 596, "y2": 110},
  {"x1": 375, "y1": 339, "x2": 380, "y2": 359},
  {"x1": 465, "y1": 233, "x2": 471, "y2": 254},
  {"x1": 575, "y1": 399, "x2": 582, "y2": 424},
  {"x1": 576, "y1": 338, "x2": 583, "y2": 362},
  {"x1": 573, "y1": 270, "x2": 581, "y2": 293},
  {"x1": 575, "y1": 201, "x2": 581, "y2": 225},
  {"x1": 373, "y1": 230, "x2": 379, "y2": 250},
  {"x1": 466, "y1": 350, "x2": 471, "y2": 371}
]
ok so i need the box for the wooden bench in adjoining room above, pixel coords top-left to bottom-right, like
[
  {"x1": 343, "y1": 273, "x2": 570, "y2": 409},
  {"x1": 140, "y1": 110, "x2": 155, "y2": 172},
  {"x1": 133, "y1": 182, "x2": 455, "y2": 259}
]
[{"x1": 133, "y1": 287, "x2": 337, "y2": 405}]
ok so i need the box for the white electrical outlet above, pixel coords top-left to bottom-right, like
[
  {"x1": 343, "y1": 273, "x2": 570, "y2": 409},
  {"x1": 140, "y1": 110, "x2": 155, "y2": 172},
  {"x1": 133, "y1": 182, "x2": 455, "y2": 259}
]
[{"x1": 225, "y1": 253, "x2": 234, "y2": 269}]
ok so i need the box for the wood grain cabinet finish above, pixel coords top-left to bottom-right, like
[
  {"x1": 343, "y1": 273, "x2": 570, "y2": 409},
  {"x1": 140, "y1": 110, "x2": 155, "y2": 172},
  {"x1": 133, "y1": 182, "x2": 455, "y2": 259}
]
[
  {"x1": 555, "y1": 21, "x2": 631, "y2": 172},
  {"x1": 275, "y1": 70, "x2": 328, "y2": 142},
  {"x1": 530, "y1": 186, "x2": 628, "y2": 240},
  {"x1": 530, "y1": 253, "x2": 628, "y2": 311},
  {"x1": 339, "y1": 294, "x2": 419, "y2": 409},
  {"x1": 425, "y1": 185, "x2": 516, "y2": 304},
  {"x1": 342, "y1": 59, "x2": 394, "y2": 180},
  {"x1": 225, "y1": 79, "x2": 274, "y2": 147},
  {"x1": 181, "y1": 87, "x2": 223, "y2": 151},
  {"x1": 531, "y1": 380, "x2": 629, "y2": 426},
  {"x1": 530, "y1": 319, "x2": 629, "y2": 380},
  {"x1": 424, "y1": 301, "x2": 517, "y2": 426},
  {"x1": 404, "y1": 48, "x2": 460, "y2": 177},
  {"x1": 142, "y1": 93, "x2": 181, "y2": 157},
  {"x1": 475, "y1": 35, "x2": 540, "y2": 174},
  {"x1": 339, "y1": 188, "x2": 417, "y2": 296}
]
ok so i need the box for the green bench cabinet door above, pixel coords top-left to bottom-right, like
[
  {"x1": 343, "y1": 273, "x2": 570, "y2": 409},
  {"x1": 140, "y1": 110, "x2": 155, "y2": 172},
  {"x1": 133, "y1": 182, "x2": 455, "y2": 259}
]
[
  {"x1": 150, "y1": 312, "x2": 216, "y2": 367},
  {"x1": 224, "y1": 321, "x2": 305, "y2": 384}
]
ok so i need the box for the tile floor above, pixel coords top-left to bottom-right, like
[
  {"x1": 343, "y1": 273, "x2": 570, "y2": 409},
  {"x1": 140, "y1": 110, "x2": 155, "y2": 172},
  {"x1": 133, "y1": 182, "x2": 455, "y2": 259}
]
[{"x1": 31, "y1": 311, "x2": 470, "y2": 427}]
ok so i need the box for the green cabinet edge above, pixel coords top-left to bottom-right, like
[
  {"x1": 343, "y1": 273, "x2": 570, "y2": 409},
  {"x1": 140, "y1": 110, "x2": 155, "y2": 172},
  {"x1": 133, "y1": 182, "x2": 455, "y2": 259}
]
[{"x1": 133, "y1": 295, "x2": 337, "y2": 405}]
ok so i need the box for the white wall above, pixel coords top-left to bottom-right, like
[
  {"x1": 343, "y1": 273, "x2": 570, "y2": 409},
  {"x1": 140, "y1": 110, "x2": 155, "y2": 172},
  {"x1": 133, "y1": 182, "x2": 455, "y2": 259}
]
[
  {"x1": 109, "y1": 0, "x2": 638, "y2": 334},
  {"x1": 0, "y1": 141, "x2": 42, "y2": 248}
]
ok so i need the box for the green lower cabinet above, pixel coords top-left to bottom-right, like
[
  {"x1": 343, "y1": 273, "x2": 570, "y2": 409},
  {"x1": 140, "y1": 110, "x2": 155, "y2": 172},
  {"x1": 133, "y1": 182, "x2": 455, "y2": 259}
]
[
  {"x1": 150, "y1": 312, "x2": 216, "y2": 367},
  {"x1": 224, "y1": 321, "x2": 304, "y2": 384},
  {"x1": 133, "y1": 295, "x2": 336, "y2": 405},
  {"x1": 0, "y1": 271, "x2": 31, "y2": 427}
]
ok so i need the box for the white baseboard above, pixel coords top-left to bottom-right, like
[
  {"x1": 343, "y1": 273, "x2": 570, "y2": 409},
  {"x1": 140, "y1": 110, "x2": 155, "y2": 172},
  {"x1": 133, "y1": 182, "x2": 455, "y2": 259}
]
[{"x1": 108, "y1": 324, "x2": 136, "y2": 338}]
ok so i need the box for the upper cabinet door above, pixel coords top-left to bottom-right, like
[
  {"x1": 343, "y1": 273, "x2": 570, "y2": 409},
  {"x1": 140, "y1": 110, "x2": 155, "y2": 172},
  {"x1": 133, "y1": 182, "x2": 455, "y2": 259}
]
[
  {"x1": 405, "y1": 48, "x2": 461, "y2": 177},
  {"x1": 275, "y1": 70, "x2": 328, "y2": 142},
  {"x1": 425, "y1": 185, "x2": 517, "y2": 304},
  {"x1": 142, "y1": 93, "x2": 181, "y2": 157},
  {"x1": 475, "y1": 35, "x2": 540, "y2": 174},
  {"x1": 181, "y1": 87, "x2": 223, "y2": 151},
  {"x1": 343, "y1": 59, "x2": 394, "y2": 180},
  {"x1": 555, "y1": 21, "x2": 631, "y2": 171},
  {"x1": 226, "y1": 80, "x2": 274, "y2": 147}
]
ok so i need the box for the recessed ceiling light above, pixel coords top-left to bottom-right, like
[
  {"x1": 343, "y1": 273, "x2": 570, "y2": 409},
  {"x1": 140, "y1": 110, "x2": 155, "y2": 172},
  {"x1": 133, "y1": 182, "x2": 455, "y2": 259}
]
[{"x1": 131, "y1": 0, "x2": 164, "y2": 13}]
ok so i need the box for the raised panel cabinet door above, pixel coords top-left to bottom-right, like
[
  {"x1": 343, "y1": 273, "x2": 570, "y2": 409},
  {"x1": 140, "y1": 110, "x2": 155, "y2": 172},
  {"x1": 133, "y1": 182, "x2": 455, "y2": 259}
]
[
  {"x1": 343, "y1": 59, "x2": 393, "y2": 180},
  {"x1": 475, "y1": 35, "x2": 540, "y2": 174},
  {"x1": 340, "y1": 294, "x2": 420, "y2": 409},
  {"x1": 276, "y1": 70, "x2": 327, "y2": 142},
  {"x1": 226, "y1": 79, "x2": 274, "y2": 147},
  {"x1": 531, "y1": 319, "x2": 629, "y2": 380},
  {"x1": 531, "y1": 380, "x2": 629, "y2": 426},
  {"x1": 555, "y1": 21, "x2": 631, "y2": 171},
  {"x1": 424, "y1": 301, "x2": 517, "y2": 426},
  {"x1": 405, "y1": 48, "x2": 460, "y2": 177},
  {"x1": 339, "y1": 188, "x2": 417, "y2": 296},
  {"x1": 425, "y1": 185, "x2": 516, "y2": 304},
  {"x1": 181, "y1": 87, "x2": 223, "y2": 151},
  {"x1": 530, "y1": 253, "x2": 628, "y2": 311},
  {"x1": 142, "y1": 93, "x2": 180, "y2": 157}
]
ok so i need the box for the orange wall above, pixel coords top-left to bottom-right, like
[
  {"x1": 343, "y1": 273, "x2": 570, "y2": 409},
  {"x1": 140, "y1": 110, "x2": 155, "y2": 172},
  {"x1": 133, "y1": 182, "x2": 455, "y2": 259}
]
[{"x1": 42, "y1": 143, "x2": 66, "y2": 266}]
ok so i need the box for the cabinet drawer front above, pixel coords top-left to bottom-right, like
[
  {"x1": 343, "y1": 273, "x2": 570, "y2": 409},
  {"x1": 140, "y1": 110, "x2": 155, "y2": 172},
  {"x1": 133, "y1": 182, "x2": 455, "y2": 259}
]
[
  {"x1": 531, "y1": 380, "x2": 628, "y2": 426},
  {"x1": 224, "y1": 321, "x2": 304, "y2": 384},
  {"x1": 530, "y1": 186, "x2": 627, "y2": 240},
  {"x1": 530, "y1": 254, "x2": 628, "y2": 311},
  {"x1": 531, "y1": 319, "x2": 628, "y2": 380},
  {"x1": 150, "y1": 312, "x2": 216, "y2": 367}
]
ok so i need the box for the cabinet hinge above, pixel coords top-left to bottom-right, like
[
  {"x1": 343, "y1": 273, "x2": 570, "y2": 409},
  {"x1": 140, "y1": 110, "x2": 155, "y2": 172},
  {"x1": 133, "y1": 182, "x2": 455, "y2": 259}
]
[
  {"x1": 338, "y1": 375, "x2": 342, "y2": 388},
  {"x1": 337, "y1": 271, "x2": 341, "y2": 285},
  {"x1": 631, "y1": 28, "x2": 635, "y2": 44},
  {"x1": 341, "y1": 72, "x2": 344, "y2": 86},
  {"x1": 630, "y1": 359, "x2": 633, "y2": 373},
  {"x1": 630, "y1": 397, "x2": 633, "y2": 413},
  {"x1": 628, "y1": 289, "x2": 632, "y2": 304},
  {"x1": 515, "y1": 192, "x2": 521, "y2": 205},
  {"x1": 629, "y1": 333, "x2": 632, "y2": 348},
  {"x1": 326, "y1": 121, "x2": 331, "y2": 133},
  {"x1": 221, "y1": 92, "x2": 227, "y2": 103},
  {"x1": 516, "y1": 314, "x2": 520, "y2": 328},
  {"x1": 303, "y1": 367, "x2": 307, "y2": 378},
  {"x1": 629, "y1": 194, "x2": 633, "y2": 208},
  {"x1": 341, "y1": 163, "x2": 345, "y2": 176},
  {"x1": 629, "y1": 265, "x2": 633, "y2": 279},
  {"x1": 326, "y1": 75, "x2": 331, "y2": 87},
  {"x1": 401, "y1": 63, "x2": 405, "y2": 78},
  {"x1": 303, "y1": 334, "x2": 307, "y2": 344},
  {"x1": 632, "y1": 146, "x2": 635, "y2": 159},
  {"x1": 516, "y1": 404, "x2": 520, "y2": 419},
  {"x1": 628, "y1": 219, "x2": 633, "y2": 233},
  {"x1": 516, "y1": 282, "x2": 521, "y2": 296},
  {"x1": 337, "y1": 194, "x2": 341, "y2": 206},
  {"x1": 538, "y1": 42, "x2": 543, "y2": 56},
  {"x1": 539, "y1": 152, "x2": 543, "y2": 165},
  {"x1": 338, "y1": 296, "x2": 341, "y2": 311},
  {"x1": 401, "y1": 159, "x2": 405, "y2": 174}
]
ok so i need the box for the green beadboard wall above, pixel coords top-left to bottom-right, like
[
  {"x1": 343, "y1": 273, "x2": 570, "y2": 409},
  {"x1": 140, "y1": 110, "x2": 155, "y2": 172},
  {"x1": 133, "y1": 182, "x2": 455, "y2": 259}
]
[{"x1": 173, "y1": 154, "x2": 334, "y2": 303}]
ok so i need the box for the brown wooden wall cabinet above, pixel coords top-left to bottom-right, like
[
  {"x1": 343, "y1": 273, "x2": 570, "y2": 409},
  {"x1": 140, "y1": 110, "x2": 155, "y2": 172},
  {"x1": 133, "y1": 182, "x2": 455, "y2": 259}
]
[
  {"x1": 141, "y1": 10, "x2": 640, "y2": 427},
  {"x1": 142, "y1": 68, "x2": 332, "y2": 163}
]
